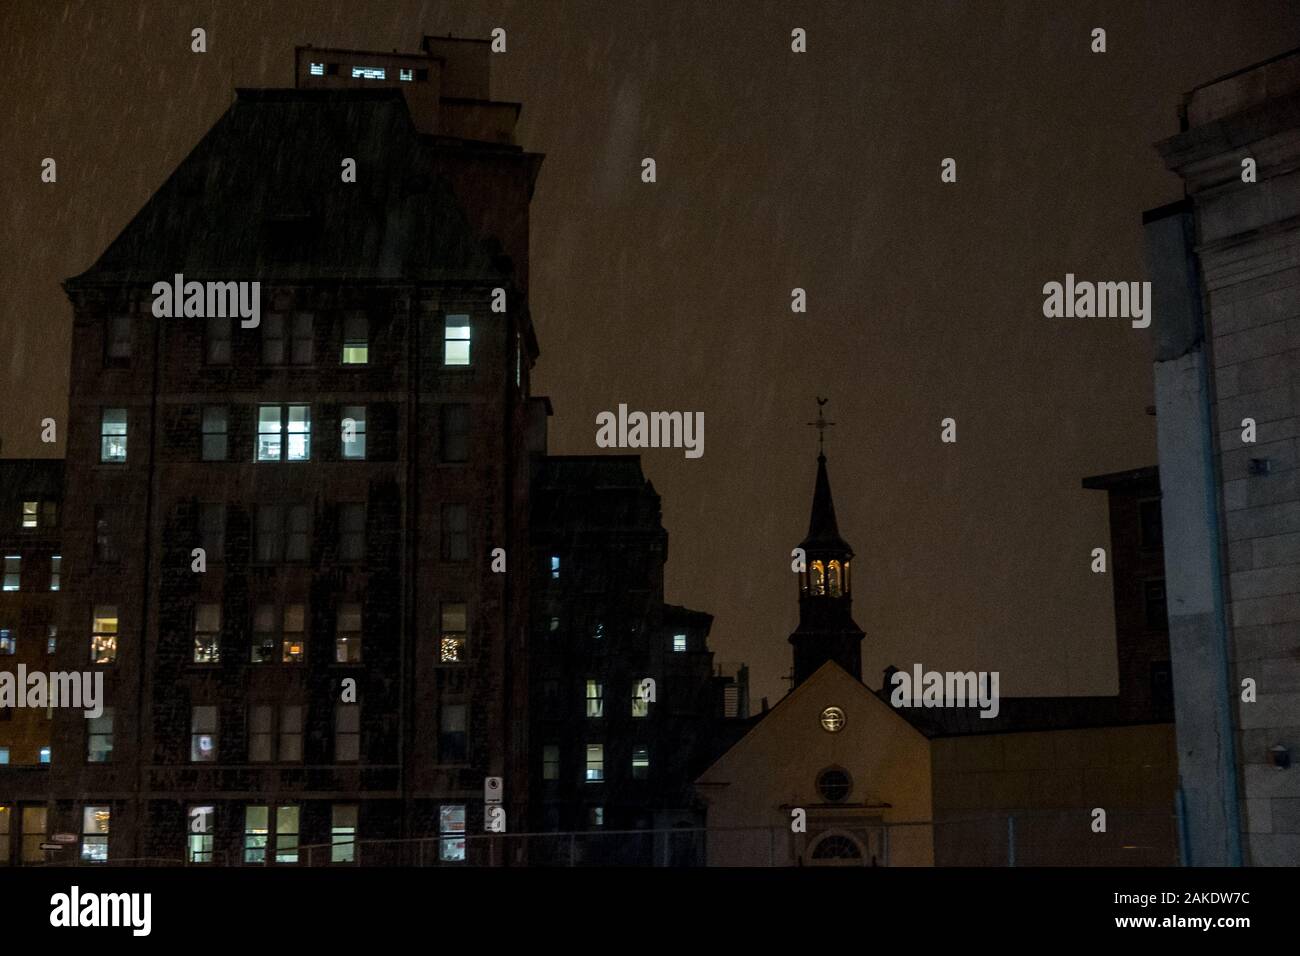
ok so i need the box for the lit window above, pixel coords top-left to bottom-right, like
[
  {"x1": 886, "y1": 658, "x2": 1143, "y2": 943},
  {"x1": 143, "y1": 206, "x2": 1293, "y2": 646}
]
[
  {"x1": 440, "y1": 404, "x2": 469, "y2": 462},
  {"x1": 549, "y1": 616, "x2": 560, "y2": 632},
  {"x1": 439, "y1": 805, "x2": 465, "y2": 862},
  {"x1": 49, "y1": 555, "x2": 61, "y2": 591},
  {"x1": 206, "y1": 316, "x2": 232, "y2": 364},
  {"x1": 81, "y1": 806, "x2": 110, "y2": 862},
  {"x1": 91, "y1": 606, "x2": 118, "y2": 664},
  {"x1": 440, "y1": 602, "x2": 467, "y2": 663},
  {"x1": 585, "y1": 680, "x2": 604, "y2": 718},
  {"x1": 399, "y1": 67, "x2": 413, "y2": 81},
  {"x1": 335, "y1": 703, "x2": 360, "y2": 763},
  {"x1": 632, "y1": 681, "x2": 650, "y2": 718},
  {"x1": 820, "y1": 706, "x2": 846, "y2": 733},
  {"x1": 2, "y1": 556, "x2": 19, "y2": 591},
  {"x1": 632, "y1": 747, "x2": 650, "y2": 780},
  {"x1": 100, "y1": 408, "x2": 127, "y2": 463},
  {"x1": 810, "y1": 560, "x2": 825, "y2": 595},
  {"x1": 87, "y1": 708, "x2": 114, "y2": 762},
  {"x1": 336, "y1": 603, "x2": 362, "y2": 663},
  {"x1": 593, "y1": 622, "x2": 604, "y2": 641},
  {"x1": 827, "y1": 559, "x2": 842, "y2": 597},
  {"x1": 21, "y1": 501, "x2": 37, "y2": 528},
  {"x1": 188, "y1": 806, "x2": 215, "y2": 863},
  {"x1": 439, "y1": 703, "x2": 467, "y2": 762},
  {"x1": 193, "y1": 603, "x2": 221, "y2": 663},
  {"x1": 550, "y1": 555, "x2": 561, "y2": 580},
  {"x1": 257, "y1": 404, "x2": 311, "y2": 461},
  {"x1": 202, "y1": 406, "x2": 229, "y2": 461},
  {"x1": 542, "y1": 744, "x2": 559, "y2": 781},
  {"x1": 45, "y1": 625, "x2": 56, "y2": 654},
  {"x1": 341, "y1": 406, "x2": 366, "y2": 459},
  {"x1": 585, "y1": 744, "x2": 604, "y2": 782},
  {"x1": 441, "y1": 504, "x2": 468, "y2": 561},
  {"x1": 332, "y1": 805, "x2": 358, "y2": 863},
  {"x1": 0, "y1": 630, "x2": 13, "y2": 655},
  {"x1": 444, "y1": 315, "x2": 470, "y2": 365},
  {"x1": 342, "y1": 316, "x2": 368, "y2": 364},
  {"x1": 275, "y1": 806, "x2": 300, "y2": 864},
  {"x1": 589, "y1": 806, "x2": 604, "y2": 828},
  {"x1": 282, "y1": 604, "x2": 306, "y2": 663},
  {"x1": 352, "y1": 66, "x2": 386, "y2": 79},
  {"x1": 310, "y1": 62, "x2": 325, "y2": 76},
  {"x1": 190, "y1": 705, "x2": 218, "y2": 762},
  {"x1": 244, "y1": 806, "x2": 268, "y2": 864},
  {"x1": 0, "y1": 749, "x2": 7, "y2": 764},
  {"x1": 21, "y1": 807, "x2": 47, "y2": 862},
  {"x1": 672, "y1": 633, "x2": 687, "y2": 653},
  {"x1": 39, "y1": 746, "x2": 50, "y2": 764}
]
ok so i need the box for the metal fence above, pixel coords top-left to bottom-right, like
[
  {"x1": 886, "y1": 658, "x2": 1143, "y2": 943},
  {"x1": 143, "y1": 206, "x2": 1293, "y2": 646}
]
[{"x1": 33, "y1": 809, "x2": 1178, "y2": 867}]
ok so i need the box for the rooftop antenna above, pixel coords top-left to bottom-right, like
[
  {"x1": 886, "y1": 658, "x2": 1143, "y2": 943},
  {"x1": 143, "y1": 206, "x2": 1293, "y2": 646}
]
[{"x1": 805, "y1": 397, "x2": 835, "y2": 457}]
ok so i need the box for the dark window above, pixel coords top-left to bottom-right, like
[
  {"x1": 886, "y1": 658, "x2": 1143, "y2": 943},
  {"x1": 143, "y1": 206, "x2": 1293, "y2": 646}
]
[
  {"x1": 199, "y1": 504, "x2": 225, "y2": 561},
  {"x1": 255, "y1": 505, "x2": 310, "y2": 563},
  {"x1": 94, "y1": 506, "x2": 120, "y2": 564},
  {"x1": 104, "y1": 316, "x2": 131, "y2": 366},
  {"x1": 290, "y1": 313, "x2": 314, "y2": 365},
  {"x1": 342, "y1": 316, "x2": 368, "y2": 365},
  {"x1": 1144, "y1": 579, "x2": 1168, "y2": 630},
  {"x1": 439, "y1": 703, "x2": 467, "y2": 763},
  {"x1": 338, "y1": 504, "x2": 365, "y2": 563},
  {"x1": 816, "y1": 767, "x2": 853, "y2": 803},
  {"x1": 441, "y1": 504, "x2": 468, "y2": 562},
  {"x1": 201, "y1": 406, "x2": 229, "y2": 461},
  {"x1": 1151, "y1": 660, "x2": 1173, "y2": 710},
  {"x1": 440, "y1": 404, "x2": 469, "y2": 462},
  {"x1": 261, "y1": 314, "x2": 285, "y2": 364},
  {"x1": 1139, "y1": 498, "x2": 1163, "y2": 551},
  {"x1": 206, "y1": 317, "x2": 232, "y2": 365}
]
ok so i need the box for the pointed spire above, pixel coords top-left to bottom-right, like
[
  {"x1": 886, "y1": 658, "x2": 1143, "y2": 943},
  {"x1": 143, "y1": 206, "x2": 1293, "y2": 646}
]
[{"x1": 800, "y1": 451, "x2": 853, "y2": 556}]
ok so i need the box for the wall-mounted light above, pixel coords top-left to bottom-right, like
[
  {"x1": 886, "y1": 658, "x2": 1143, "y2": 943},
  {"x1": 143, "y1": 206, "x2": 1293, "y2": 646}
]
[{"x1": 1268, "y1": 744, "x2": 1290, "y2": 770}]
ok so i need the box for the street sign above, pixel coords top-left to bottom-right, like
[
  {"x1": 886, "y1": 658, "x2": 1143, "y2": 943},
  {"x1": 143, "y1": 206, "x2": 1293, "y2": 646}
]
[
  {"x1": 484, "y1": 776, "x2": 503, "y2": 804},
  {"x1": 52, "y1": 833, "x2": 77, "y2": 844},
  {"x1": 39, "y1": 843, "x2": 64, "y2": 851}
]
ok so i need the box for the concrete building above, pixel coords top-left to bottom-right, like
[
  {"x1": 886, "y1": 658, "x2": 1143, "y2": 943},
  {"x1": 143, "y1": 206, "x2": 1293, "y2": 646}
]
[
  {"x1": 33, "y1": 36, "x2": 542, "y2": 865},
  {"x1": 1146, "y1": 46, "x2": 1300, "y2": 867}
]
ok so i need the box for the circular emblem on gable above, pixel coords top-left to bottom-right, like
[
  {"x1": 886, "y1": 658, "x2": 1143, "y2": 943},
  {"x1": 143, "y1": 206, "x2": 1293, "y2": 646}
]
[{"x1": 820, "y1": 706, "x2": 846, "y2": 733}]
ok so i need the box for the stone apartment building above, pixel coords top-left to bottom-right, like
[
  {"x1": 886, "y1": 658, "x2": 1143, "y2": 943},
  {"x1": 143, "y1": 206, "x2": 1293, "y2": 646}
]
[
  {"x1": 528, "y1": 454, "x2": 747, "y2": 864},
  {"x1": 1146, "y1": 46, "x2": 1300, "y2": 866},
  {"x1": 15, "y1": 35, "x2": 543, "y2": 865}
]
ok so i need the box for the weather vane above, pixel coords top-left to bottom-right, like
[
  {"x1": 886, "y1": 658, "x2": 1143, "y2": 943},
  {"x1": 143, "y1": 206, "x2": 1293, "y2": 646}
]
[{"x1": 806, "y1": 397, "x2": 835, "y2": 456}]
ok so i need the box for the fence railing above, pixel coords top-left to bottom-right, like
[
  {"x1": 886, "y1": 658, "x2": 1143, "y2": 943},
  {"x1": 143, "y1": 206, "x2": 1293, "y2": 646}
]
[{"x1": 26, "y1": 810, "x2": 1178, "y2": 867}]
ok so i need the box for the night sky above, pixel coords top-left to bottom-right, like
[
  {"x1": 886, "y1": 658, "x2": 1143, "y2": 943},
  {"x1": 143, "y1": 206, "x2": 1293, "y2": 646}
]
[{"x1": 3, "y1": 1, "x2": 1298, "y2": 707}]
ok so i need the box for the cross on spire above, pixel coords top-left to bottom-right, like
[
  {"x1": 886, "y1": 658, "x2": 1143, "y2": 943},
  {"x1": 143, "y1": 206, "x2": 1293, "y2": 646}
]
[{"x1": 806, "y1": 397, "x2": 835, "y2": 457}]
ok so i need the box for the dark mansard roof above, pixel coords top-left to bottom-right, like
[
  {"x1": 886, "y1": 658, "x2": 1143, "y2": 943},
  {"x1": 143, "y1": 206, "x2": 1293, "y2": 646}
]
[{"x1": 67, "y1": 88, "x2": 506, "y2": 288}]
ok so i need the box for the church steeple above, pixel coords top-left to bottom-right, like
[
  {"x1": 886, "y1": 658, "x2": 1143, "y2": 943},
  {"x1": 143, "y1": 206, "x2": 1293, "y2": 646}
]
[{"x1": 789, "y1": 401, "x2": 864, "y2": 687}]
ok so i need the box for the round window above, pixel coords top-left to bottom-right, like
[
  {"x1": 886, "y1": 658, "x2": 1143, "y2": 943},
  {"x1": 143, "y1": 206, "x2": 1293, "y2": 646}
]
[{"x1": 816, "y1": 767, "x2": 853, "y2": 803}]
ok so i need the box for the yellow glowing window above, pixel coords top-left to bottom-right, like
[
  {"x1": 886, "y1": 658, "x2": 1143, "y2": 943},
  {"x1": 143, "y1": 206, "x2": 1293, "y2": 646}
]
[
  {"x1": 827, "y1": 560, "x2": 842, "y2": 597},
  {"x1": 810, "y1": 561, "x2": 825, "y2": 595}
]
